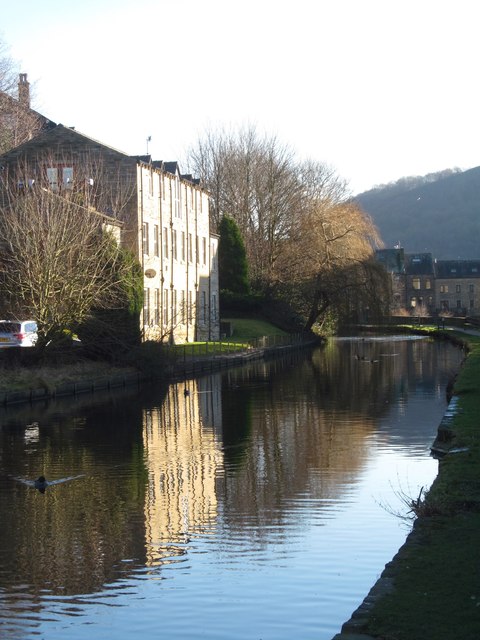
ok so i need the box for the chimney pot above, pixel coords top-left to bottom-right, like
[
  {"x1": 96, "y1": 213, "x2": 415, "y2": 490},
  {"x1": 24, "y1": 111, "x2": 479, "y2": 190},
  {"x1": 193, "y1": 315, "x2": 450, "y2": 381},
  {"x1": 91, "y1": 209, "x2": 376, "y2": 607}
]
[{"x1": 18, "y1": 73, "x2": 30, "y2": 108}]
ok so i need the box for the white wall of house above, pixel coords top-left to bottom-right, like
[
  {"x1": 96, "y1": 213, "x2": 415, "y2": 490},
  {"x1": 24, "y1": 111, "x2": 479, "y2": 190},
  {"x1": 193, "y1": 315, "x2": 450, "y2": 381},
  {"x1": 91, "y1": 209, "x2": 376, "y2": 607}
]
[{"x1": 137, "y1": 163, "x2": 219, "y2": 343}]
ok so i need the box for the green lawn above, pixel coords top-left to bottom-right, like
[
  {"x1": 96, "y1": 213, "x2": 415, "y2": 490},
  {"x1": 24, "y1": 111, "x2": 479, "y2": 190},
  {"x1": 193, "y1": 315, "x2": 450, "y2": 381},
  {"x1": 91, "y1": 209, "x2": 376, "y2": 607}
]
[{"x1": 223, "y1": 317, "x2": 287, "y2": 340}]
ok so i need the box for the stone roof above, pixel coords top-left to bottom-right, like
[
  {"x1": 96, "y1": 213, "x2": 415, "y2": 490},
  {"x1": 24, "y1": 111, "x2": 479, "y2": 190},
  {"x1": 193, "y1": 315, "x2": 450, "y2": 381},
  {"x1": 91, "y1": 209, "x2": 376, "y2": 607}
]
[
  {"x1": 435, "y1": 260, "x2": 480, "y2": 279},
  {"x1": 405, "y1": 253, "x2": 435, "y2": 275}
]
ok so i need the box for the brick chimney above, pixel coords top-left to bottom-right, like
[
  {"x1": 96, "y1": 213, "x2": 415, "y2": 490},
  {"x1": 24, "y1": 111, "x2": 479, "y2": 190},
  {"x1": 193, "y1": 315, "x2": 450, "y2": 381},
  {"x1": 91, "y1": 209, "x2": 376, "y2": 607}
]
[{"x1": 18, "y1": 73, "x2": 30, "y2": 108}]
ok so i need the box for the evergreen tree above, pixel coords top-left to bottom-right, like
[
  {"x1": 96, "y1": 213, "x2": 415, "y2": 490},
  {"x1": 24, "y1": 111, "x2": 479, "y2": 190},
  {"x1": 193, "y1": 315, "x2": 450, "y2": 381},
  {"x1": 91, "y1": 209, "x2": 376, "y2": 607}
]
[{"x1": 218, "y1": 215, "x2": 250, "y2": 295}]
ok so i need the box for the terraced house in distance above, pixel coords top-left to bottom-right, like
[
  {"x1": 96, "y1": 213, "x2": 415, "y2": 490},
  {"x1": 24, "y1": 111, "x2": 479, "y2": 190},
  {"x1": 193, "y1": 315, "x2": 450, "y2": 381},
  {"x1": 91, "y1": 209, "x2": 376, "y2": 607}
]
[{"x1": 0, "y1": 117, "x2": 220, "y2": 343}]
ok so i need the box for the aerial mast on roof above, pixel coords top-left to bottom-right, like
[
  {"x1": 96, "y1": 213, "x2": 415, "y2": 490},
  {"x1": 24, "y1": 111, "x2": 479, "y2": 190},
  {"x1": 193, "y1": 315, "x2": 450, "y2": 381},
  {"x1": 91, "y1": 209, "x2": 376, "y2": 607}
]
[{"x1": 146, "y1": 135, "x2": 151, "y2": 156}]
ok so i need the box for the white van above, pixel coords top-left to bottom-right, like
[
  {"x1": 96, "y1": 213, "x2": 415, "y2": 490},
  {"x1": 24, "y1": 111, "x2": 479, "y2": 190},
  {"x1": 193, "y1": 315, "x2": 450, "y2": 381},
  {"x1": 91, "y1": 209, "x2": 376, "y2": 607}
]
[{"x1": 0, "y1": 320, "x2": 38, "y2": 347}]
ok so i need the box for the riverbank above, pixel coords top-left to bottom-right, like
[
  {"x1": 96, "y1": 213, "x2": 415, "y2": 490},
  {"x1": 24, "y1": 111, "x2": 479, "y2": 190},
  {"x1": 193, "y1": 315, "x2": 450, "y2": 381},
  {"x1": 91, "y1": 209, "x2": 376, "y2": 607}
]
[
  {"x1": 0, "y1": 334, "x2": 319, "y2": 406},
  {"x1": 333, "y1": 328, "x2": 480, "y2": 640}
]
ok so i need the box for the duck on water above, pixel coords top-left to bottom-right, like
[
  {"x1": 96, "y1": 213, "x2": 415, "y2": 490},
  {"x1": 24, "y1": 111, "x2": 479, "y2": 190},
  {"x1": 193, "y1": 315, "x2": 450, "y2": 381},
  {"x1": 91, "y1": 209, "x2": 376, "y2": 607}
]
[{"x1": 12, "y1": 474, "x2": 85, "y2": 493}]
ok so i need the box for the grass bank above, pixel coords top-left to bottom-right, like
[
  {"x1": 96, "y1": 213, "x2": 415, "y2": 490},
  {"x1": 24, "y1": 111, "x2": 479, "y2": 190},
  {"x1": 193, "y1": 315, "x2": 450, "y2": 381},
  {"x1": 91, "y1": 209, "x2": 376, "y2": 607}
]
[
  {"x1": 0, "y1": 317, "x2": 285, "y2": 393},
  {"x1": 341, "y1": 330, "x2": 480, "y2": 640}
]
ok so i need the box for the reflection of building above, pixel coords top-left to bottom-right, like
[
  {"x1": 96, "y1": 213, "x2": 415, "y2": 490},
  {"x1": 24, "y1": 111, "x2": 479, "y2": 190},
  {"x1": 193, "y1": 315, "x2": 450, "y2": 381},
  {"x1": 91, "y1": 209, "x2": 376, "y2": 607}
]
[{"x1": 142, "y1": 376, "x2": 223, "y2": 566}]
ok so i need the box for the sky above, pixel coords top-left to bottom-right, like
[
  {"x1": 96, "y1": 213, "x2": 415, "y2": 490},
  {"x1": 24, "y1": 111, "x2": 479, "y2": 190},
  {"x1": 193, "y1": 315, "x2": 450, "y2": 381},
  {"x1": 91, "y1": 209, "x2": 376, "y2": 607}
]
[{"x1": 1, "y1": 0, "x2": 479, "y2": 194}]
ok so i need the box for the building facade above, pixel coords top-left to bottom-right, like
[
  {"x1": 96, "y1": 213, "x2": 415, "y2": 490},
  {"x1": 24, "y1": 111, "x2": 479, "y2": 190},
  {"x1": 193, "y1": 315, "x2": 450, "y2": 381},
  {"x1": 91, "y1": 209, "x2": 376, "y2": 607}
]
[
  {"x1": 376, "y1": 248, "x2": 480, "y2": 317},
  {"x1": 435, "y1": 260, "x2": 480, "y2": 315},
  {"x1": 138, "y1": 161, "x2": 219, "y2": 342},
  {"x1": 0, "y1": 124, "x2": 219, "y2": 343}
]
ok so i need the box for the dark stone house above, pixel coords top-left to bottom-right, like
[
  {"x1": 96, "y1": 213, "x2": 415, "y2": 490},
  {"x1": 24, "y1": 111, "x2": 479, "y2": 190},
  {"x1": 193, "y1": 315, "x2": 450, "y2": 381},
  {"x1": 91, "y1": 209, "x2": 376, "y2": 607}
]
[{"x1": 376, "y1": 249, "x2": 480, "y2": 317}]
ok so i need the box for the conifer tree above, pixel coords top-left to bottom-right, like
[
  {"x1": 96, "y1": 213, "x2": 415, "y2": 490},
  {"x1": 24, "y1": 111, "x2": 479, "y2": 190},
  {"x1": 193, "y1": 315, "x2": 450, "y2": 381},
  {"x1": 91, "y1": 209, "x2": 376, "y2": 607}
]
[{"x1": 218, "y1": 215, "x2": 250, "y2": 295}]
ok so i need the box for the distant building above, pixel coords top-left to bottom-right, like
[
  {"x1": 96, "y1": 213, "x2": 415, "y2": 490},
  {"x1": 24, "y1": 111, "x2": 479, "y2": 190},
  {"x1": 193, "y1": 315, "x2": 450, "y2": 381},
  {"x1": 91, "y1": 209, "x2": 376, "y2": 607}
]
[
  {"x1": 0, "y1": 124, "x2": 219, "y2": 343},
  {"x1": 435, "y1": 260, "x2": 480, "y2": 316},
  {"x1": 375, "y1": 248, "x2": 406, "y2": 313},
  {"x1": 376, "y1": 248, "x2": 480, "y2": 317},
  {"x1": 405, "y1": 253, "x2": 435, "y2": 314}
]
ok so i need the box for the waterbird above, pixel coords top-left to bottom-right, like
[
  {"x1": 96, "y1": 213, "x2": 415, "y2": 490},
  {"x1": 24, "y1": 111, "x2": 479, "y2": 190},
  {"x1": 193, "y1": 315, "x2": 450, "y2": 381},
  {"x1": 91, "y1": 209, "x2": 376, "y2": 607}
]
[{"x1": 34, "y1": 475, "x2": 48, "y2": 493}]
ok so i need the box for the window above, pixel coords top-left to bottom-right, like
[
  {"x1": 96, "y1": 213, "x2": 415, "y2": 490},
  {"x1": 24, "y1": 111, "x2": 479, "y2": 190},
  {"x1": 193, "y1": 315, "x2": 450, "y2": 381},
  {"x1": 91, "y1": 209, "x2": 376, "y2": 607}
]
[
  {"x1": 153, "y1": 225, "x2": 159, "y2": 257},
  {"x1": 142, "y1": 223, "x2": 149, "y2": 255},
  {"x1": 163, "y1": 289, "x2": 169, "y2": 325},
  {"x1": 412, "y1": 277, "x2": 421, "y2": 290},
  {"x1": 211, "y1": 242, "x2": 217, "y2": 271},
  {"x1": 46, "y1": 166, "x2": 73, "y2": 191},
  {"x1": 188, "y1": 291, "x2": 193, "y2": 323},
  {"x1": 456, "y1": 284, "x2": 461, "y2": 293},
  {"x1": 163, "y1": 227, "x2": 168, "y2": 259},
  {"x1": 410, "y1": 297, "x2": 417, "y2": 308},
  {"x1": 196, "y1": 236, "x2": 200, "y2": 264},
  {"x1": 143, "y1": 289, "x2": 150, "y2": 325},
  {"x1": 154, "y1": 289, "x2": 160, "y2": 324},
  {"x1": 440, "y1": 284, "x2": 449, "y2": 293},
  {"x1": 181, "y1": 232, "x2": 186, "y2": 262},
  {"x1": 174, "y1": 178, "x2": 180, "y2": 218},
  {"x1": 211, "y1": 293, "x2": 217, "y2": 321},
  {"x1": 470, "y1": 299, "x2": 475, "y2": 310},
  {"x1": 46, "y1": 167, "x2": 58, "y2": 190},
  {"x1": 469, "y1": 284, "x2": 475, "y2": 293},
  {"x1": 63, "y1": 167, "x2": 73, "y2": 189},
  {"x1": 456, "y1": 300, "x2": 462, "y2": 308},
  {"x1": 188, "y1": 233, "x2": 193, "y2": 263},
  {"x1": 425, "y1": 279, "x2": 431, "y2": 290},
  {"x1": 173, "y1": 230, "x2": 177, "y2": 260},
  {"x1": 181, "y1": 290, "x2": 185, "y2": 324},
  {"x1": 173, "y1": 289, "x2": 177, "y2": 323}
]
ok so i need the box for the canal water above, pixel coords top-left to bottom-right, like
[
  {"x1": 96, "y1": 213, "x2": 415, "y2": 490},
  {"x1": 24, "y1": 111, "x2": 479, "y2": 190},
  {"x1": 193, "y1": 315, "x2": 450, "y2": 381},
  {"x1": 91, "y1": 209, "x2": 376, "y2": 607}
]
[{"x1": 0, "y1": 336, "x2": 464, "y2": 640}]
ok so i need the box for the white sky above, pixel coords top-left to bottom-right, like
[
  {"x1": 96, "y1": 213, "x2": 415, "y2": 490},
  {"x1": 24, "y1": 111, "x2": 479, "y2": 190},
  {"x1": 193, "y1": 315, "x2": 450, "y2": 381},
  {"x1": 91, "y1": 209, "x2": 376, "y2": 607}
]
[{"x1": 1, "y1": 0, "x2": 479, "y2": 194}]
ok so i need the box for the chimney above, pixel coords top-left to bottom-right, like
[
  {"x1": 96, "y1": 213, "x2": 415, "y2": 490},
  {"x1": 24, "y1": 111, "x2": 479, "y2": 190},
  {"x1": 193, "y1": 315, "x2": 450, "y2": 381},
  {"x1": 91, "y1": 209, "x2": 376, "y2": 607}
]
[{"x1": 18, "y1": 73, "x2": 30, "y2": 108}]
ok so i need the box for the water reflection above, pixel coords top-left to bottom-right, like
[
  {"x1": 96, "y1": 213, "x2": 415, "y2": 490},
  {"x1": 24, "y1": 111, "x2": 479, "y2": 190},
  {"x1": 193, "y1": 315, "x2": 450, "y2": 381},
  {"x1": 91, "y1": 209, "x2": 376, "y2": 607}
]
[
  {"x1": 0, "y1": 336, "x2": 464, "y2": 639},
  {"x1": 142, "y1": 377, "x2": 223, "y2": 566}
]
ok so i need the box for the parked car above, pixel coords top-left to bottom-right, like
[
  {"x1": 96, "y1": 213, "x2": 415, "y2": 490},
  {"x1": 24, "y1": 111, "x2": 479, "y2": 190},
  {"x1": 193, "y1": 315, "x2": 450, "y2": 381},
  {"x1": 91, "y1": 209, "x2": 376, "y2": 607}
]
[{"x1": 0, "y1": 320, "x2": 38, "y2": 347}]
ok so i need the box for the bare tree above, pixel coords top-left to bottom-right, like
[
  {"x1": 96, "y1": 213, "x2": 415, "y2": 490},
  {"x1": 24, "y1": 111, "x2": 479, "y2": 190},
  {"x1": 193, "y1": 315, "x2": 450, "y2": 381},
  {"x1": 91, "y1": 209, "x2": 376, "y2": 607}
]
[
  {"x1": 187, "y1": 125, "x2": 303, "y2": 289},
  {"x1": 0, "y1": 176, "x2": 134, "y2": 349}
]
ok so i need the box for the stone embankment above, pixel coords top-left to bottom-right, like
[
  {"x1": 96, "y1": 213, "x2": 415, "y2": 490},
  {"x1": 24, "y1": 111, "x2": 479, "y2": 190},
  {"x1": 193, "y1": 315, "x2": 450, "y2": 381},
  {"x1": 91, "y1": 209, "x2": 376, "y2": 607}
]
[{"x1": 0, "y1": 339, "x2": 318, "y2": 407}]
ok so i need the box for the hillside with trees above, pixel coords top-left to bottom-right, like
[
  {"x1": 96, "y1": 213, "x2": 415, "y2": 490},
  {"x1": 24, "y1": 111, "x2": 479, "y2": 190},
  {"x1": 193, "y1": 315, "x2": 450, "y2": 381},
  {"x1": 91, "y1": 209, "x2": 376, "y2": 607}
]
[{"x1": 354, "y1": 167, "x2": 480, "y2": 259}]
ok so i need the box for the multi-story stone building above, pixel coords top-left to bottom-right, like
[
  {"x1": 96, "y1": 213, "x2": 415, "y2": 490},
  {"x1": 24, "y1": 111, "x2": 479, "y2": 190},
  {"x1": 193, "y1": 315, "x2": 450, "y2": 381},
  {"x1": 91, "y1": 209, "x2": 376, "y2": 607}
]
[
  {"x1": 375, "y1": 247, "x2": 406, "y2": 313},
  {"x1": 0, "y1": 123, "x2": 219, "y2": 343},
  {"x1": 435, "y1": 260, "x2": 480, "y2": 315},
  {"x1": 404, "y1": 252, "x2": 436, "y2": 314},
  {"x1": 376, "y1": 248, "x2": 480, "y2": 317}
]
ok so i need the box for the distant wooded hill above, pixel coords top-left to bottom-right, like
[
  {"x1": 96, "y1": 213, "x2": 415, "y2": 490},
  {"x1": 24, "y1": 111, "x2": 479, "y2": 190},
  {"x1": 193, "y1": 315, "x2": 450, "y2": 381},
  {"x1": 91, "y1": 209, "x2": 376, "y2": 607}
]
[{"x1": 354, "y1": 167, "x2": 480, "y2": 259}]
